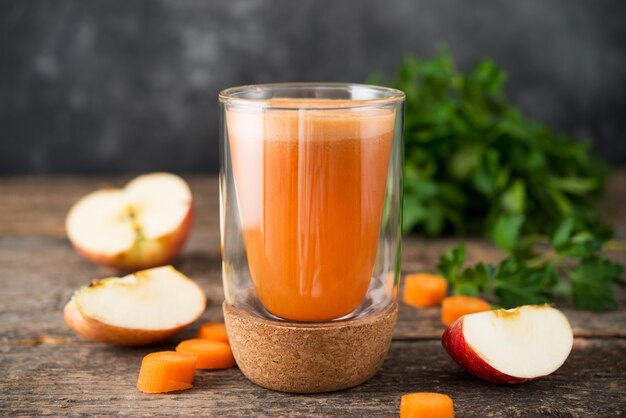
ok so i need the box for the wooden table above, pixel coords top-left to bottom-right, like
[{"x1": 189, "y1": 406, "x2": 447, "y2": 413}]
[{"x1": 1, "y1": 175, "x2": 625, "y2": 417}]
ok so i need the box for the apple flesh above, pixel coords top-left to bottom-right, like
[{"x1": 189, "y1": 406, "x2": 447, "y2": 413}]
[
  {"x1": 65, "y1": 172, "x2": 193, "y2": 271},
  {"x1": 441, "y1": 305, "x2": 573, "y2": 383},
  {"x1": 64, "y1": 266, "x2": 206, "y2": 346}
]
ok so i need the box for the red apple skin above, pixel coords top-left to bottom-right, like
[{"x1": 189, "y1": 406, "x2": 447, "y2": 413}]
[
  {"x1": 64, "y1": 299, "x2": 187, "y2": 346},
  {"x1": 441, "y1": 317, "x2": 537, "y2": 384},
  {"x1": 72, "y1": 205, "x2": 193, "y2": 272}
]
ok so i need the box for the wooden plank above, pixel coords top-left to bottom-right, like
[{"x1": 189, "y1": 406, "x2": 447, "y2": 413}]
[
  {"x1": 1, "y1": 234, "x2": 625, "y2": 344},
  {"x1": 1, "y1": 243, "x2": 625, "y2": 342},
  {"x1": 0, "y1": 176, "x2": 221, "y2": 240},
  {"x1": 394, "y1": 293, "x2": 626, "y2": 340},
  {"x1": 1, "y1": 174, "x2": 625, "y2": 416},
  {"x1": 1, "y1": 337, "x2": 624, "y2": 416},
  {"x1": 1, "y1": 170, "x2": 624, "y2": 238}
]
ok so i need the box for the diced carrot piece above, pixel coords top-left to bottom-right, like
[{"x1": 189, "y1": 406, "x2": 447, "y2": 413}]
[
  {"x1": 176, "y1": 338, "x2": 235, "y2": 369},
  {"x1": 441, "y1": 295, "x2": 491, "y2": 325},
  {"x1": 136, "y1": 351, "x2": 197, "y2": 394},
  {"x1": 403, "y1": 273, "x2": 448, "y2": 307},
  {"x1": 400, "y1": 392, "x2": 454, "y2": 418},
  {"x1": 197, "y1": 322, "x2": 229, "y2": 344}
]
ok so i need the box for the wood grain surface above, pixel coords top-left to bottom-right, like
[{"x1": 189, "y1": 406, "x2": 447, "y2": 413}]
[{"x1": 1, "y1": 174, "x2": 625, "y2": 416}]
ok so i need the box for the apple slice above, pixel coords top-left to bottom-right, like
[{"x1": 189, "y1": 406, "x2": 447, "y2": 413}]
[
  {"x1": 441, "y1": 305, "x2": 573, "y2": 383},
  {"x1": 64, "y1": 266, "x2": 206, "y2": 346},
  {"x1": 65, "y1": 172, "x2": 193, "y2": 271}
]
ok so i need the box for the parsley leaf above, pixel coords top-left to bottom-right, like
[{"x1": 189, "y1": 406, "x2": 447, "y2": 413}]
[
  {"x1": 437, "y1": 224, "x2": 624, "y2": 311},
  {"x1": 570, "y1": 257, "x2": 624, "y2": 311}
]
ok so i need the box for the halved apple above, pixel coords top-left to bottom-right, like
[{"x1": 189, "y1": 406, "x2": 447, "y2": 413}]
[
  {"x1": 64, "y1": 266, "x2": 206, "y2": 346},
  {"x1": 65, "y1": 172, "x2": 193, "y2": 271},
  {"x1": 441, "y1": 305, "x2": 573, "y2": 383}
]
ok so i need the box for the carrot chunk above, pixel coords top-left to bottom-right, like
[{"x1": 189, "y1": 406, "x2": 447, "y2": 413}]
[
  {"x1": 403, "y1": 273, "x2": 448, "y2": 307},
  {"x1": 136, "y1": 351, "x2": 197, "y2": 394},
  {"x1": 441, "y1": 295, "x2": 491, "y2": 325},
  {"x1": 197, "y1": 322, "x2": 229, "y2": 344},
  {"x1": 176, "y1": 338, "x2": 235, "y2": 369},
  {"x1": 400, "y1": 392, "x2": 454, "y2": 418}
]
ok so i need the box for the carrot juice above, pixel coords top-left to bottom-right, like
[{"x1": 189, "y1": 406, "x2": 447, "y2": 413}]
[{"x1": 227, "y1": 101, "x2": 395, "y2": 321}]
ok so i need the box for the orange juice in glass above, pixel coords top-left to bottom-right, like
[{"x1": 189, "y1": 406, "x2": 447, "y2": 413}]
[{"x1": 220, "y1": 84, "x2": 404, "y2": 322}]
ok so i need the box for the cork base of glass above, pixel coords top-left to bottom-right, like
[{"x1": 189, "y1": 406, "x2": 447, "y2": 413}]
[{"x1": 223, "y1": 299, "x2": 398, "y2": 394}]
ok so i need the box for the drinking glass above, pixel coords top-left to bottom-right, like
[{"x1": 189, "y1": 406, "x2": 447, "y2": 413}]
[{"x1": 219, "y1": 83, "x2": 404, "y2": 323}]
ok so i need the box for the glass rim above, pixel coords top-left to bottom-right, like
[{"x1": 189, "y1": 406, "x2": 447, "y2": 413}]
[{"x1": 218, "y1": 82, "x2": 405, "y2": 109}]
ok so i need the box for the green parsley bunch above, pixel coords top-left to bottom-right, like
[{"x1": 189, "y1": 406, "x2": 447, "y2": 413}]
[{"x1": 372, "y1": 50, "x2": 624, "y2": 310}]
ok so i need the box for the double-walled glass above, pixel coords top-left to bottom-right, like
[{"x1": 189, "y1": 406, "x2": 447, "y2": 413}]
[{"x1": 219, "y1": 83, "x2": 404, "y2": 322}]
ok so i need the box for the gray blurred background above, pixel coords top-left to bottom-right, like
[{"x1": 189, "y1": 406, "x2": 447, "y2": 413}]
[{"x1": 1, "y1": 0, "x2": 625, "y2": 174}]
